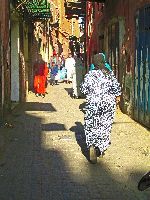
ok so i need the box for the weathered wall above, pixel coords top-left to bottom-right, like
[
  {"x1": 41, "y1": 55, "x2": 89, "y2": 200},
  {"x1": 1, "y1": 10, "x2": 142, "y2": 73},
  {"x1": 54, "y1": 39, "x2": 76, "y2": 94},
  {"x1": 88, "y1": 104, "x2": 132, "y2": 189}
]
[
  {"x1": 86, "y1": 0, "x2": 150, "y2": 127},
  {"x1": 104, "y1": 0, "x2": 150, "y2": 119},
  {"x1": 11, "y1": 20, "x2": 20, "y2": 102},
  {"x1": 86, "y1": 2, "x2": 104, "y2": 67},
  {"x1": 0, "y1": 0, "x2": 10, "y2": 119},
  {"x1": 23, "y1": 22, "x2": 29, "y2": 99},
  {"x1": 52, "y1": 0, "x2": 80, "y2": 57}
]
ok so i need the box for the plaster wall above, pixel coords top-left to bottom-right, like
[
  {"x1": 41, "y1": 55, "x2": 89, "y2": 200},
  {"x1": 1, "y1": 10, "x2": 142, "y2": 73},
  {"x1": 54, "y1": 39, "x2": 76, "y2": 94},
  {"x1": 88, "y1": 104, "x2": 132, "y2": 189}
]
[{"x1": 11, "y1": 21, "x2": 20, "y2": 102}]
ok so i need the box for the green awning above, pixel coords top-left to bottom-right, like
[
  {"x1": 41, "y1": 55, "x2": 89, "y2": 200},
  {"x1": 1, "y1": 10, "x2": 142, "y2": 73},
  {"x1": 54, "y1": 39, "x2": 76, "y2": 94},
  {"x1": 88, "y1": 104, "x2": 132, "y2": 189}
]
[{"x1": 15, "y1": 0, "x2": 51, "y2": 20}]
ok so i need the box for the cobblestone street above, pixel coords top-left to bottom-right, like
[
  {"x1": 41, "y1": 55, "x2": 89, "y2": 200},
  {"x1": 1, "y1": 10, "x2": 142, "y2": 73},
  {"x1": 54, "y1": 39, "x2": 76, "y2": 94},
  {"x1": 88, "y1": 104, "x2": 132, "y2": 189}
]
[{"x1": 0, "y1": 82, "x2": 150, "y2": 200}]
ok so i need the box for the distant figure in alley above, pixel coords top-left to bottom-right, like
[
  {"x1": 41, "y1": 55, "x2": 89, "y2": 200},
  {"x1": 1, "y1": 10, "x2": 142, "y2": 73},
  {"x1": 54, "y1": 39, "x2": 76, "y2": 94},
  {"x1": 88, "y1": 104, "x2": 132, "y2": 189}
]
[
  {"x1": 65, "y1": 53, "x2": 75, "y2": 84},
  {"x1": 33, "y1": 54, "x2": 48, "y2": 98},
  {"x1": 49, "y1": 61, "x2": 59, "y2": 86},
  {"x1": 72, "y1": 53, "x2": 84, "y2": 98}
]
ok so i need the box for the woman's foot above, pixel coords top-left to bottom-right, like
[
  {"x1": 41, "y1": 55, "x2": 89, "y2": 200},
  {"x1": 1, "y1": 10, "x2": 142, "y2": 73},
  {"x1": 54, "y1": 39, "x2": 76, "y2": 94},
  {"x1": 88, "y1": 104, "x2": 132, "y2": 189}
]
[
  {"x1": 89, "y1": 145, "x2": 97, "y2": 164},
  {"x1": 95, "y1": 147, "x2": 101, "y2": 157},
  {"x1": 72, "y1": 94, "x2": 78, "y2": 99},
  {"x1": 41, "y1": 94, "x2": 45, "y2": 98},
  {"x1": 95, "y1": 147, "x2": 105, "y2": 158}
]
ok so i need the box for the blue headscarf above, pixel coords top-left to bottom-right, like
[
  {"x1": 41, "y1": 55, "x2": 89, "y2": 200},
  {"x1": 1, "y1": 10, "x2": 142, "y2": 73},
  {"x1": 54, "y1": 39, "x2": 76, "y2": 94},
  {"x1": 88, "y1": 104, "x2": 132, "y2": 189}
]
[
  {"x1": 105, "y1": 62, "x2": 112, "y2": 71},
  {"x1": 98, "y1": 53, "x2": 112, "y2": 71},
  {"x1": 90, "y1": 53, "x2": 112, "y2": 71},
  {"x1": 89, "y1": 63, "x2": 95, "y2": 71}
]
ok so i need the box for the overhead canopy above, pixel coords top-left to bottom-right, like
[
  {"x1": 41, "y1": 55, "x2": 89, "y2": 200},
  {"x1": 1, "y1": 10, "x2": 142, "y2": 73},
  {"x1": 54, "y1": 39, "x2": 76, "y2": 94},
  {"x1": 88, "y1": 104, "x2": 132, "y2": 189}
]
[{"x1": 14, "y1": 0, "x2": 52, "y2": 20}]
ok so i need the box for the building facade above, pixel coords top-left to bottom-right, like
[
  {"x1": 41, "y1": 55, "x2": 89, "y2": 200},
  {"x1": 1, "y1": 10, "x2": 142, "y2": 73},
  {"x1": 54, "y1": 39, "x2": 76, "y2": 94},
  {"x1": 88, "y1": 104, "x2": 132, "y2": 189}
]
[
  {"x1": 86, "y1": 0, "x2": 150, "y2": 128},
  {"x1": 0, "y1": 0, "x2": 81, "y2": 123},
  {"x1": 0, "y1": 0, "x2": 10, "y2": 122}
]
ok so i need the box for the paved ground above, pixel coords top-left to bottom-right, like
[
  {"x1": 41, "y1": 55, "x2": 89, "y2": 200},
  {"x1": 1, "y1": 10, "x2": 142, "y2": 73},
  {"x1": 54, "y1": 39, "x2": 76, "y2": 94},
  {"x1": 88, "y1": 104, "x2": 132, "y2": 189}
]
[{"x1": 0, "y1": 82, "x2": 150, "y2": 200}]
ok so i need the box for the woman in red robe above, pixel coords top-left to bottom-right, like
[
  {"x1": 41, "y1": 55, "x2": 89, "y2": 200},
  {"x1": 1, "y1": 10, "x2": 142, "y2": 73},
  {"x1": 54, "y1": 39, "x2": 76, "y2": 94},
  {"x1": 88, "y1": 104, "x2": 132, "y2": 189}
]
[{"x1": 33, "y1": 54, "x2": 48, "y2": 98}]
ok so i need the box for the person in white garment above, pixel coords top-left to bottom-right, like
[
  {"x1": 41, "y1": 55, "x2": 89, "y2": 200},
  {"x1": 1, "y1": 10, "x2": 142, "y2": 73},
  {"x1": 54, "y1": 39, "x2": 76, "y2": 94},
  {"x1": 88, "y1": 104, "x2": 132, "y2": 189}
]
[{"x1": 65, "y1": 53, "x2": 75, "y2": 84}]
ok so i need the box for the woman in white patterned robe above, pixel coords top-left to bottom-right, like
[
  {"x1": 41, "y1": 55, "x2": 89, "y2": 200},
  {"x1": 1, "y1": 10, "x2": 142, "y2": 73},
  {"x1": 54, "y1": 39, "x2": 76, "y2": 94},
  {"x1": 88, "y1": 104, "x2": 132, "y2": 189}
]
[{"x1": 80, "y1": 53, "x2": 121, "y2": 163}]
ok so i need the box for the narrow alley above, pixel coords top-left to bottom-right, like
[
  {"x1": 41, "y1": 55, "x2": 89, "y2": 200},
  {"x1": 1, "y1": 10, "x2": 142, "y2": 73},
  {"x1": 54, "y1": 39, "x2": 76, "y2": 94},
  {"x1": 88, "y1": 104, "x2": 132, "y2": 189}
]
[
  {"x1": 0, "y1": 1, "x2": 150, "y2": 199},
  {"x1": 0, "y1": 83, "x2": 149, "y2": 200}
]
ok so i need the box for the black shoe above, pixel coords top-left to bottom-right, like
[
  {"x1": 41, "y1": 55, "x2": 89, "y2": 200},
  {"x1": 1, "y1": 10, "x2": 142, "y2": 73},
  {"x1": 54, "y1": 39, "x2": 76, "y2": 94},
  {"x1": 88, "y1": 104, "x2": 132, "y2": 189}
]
[
  {"x1": 95, "y1": 147, "x2": 101, "y2": 157},
  {"x1": 95, "y1": 147, "x2": 105, "y2": 158},
  {"x1": 89, "y1": 145, "x2": 97, "y2": 164}
]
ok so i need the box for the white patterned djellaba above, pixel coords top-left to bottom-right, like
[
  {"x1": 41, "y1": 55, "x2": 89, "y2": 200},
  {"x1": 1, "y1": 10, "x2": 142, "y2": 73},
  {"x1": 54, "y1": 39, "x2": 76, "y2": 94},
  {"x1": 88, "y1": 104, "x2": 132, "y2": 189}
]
[{"x1": 80, "y1": 69, "x2": 121, "y2": 153}]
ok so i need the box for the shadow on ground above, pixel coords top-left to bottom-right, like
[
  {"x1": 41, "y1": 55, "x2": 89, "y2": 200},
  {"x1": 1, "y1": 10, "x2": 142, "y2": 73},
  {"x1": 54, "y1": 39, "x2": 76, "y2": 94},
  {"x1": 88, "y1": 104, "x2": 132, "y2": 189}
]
[
  {"x1": 70, "y1": 121, "x2": 89, "y2": 161},
  {"x1": 23, "y1": 102, "x2": 57, "y2": 112},
  {"x1": 64, "y1": 88, "x2": 85, "y2": 99},
  {"x1": 0, "y1": 101, "x2": 149, "y2": 200},
  {"x1": 64, "y1": 87, "x2": 73, "y2": 98},
  {"x1": 42, "y1": 123, "x2": 67, "y2": 131}
]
